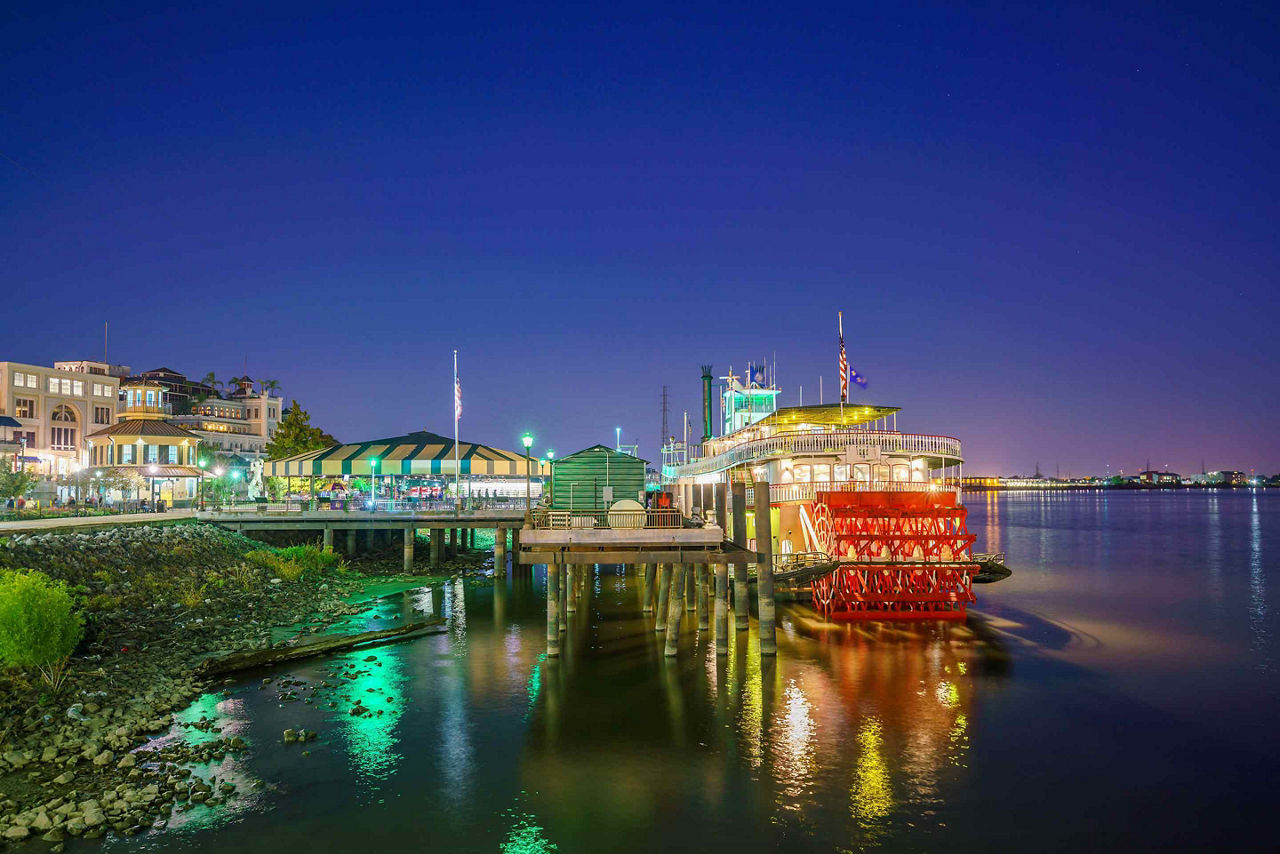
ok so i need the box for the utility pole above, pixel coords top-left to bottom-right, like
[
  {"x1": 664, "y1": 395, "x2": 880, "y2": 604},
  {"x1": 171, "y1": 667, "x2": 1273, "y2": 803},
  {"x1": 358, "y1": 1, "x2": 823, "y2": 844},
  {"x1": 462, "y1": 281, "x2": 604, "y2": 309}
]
[{"x1": 660, "y1": 385, "x2": 669, "y2": 450}]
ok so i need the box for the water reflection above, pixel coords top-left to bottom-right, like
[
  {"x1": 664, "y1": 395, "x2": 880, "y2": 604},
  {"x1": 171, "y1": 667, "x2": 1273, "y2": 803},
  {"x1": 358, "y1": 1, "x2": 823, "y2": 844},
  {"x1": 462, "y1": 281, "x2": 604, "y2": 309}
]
[
  {"x1": 1250, "y1": 495, "x2": 1270, "y2": 673},
  {"x1": 332, "y1": 646, "x2": 407, "y2": 788}
]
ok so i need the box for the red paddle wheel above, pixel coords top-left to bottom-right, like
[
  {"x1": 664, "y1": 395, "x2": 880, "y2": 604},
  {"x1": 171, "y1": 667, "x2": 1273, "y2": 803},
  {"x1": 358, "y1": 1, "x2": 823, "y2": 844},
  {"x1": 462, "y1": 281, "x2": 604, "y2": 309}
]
[{"x1": 809, "y1": 490, "x2": 978, "y2": 620}]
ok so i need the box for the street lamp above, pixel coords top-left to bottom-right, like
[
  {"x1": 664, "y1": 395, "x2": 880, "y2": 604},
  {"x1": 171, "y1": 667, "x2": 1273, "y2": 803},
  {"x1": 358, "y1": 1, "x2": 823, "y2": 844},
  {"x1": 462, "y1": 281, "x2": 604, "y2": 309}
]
[
  {"x1": 197, "y1": 458, "x2": 208, "y2": 511},
  {"x1": 616, "y1": 426, "x2": 621, "y2": 452},
  {"x1": 521, "y1": 432, "x2": 534, "y2": 510},
  {"x1": 369, "y1": 457, "x2": 379, "y2": 509},
  {"x1": 148, "y1": 464, "x2": 158, "y2": 511}
]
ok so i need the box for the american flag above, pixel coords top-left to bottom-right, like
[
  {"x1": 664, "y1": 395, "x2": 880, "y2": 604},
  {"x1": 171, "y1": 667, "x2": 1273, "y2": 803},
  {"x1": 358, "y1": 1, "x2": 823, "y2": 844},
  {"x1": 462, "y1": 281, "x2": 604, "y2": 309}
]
[
  {"x1": 454, "y1": 371, "x2": 462, "y2": 420},
  {"x1": 839, "y1": 330, "x2": 849, "y2": 402}
]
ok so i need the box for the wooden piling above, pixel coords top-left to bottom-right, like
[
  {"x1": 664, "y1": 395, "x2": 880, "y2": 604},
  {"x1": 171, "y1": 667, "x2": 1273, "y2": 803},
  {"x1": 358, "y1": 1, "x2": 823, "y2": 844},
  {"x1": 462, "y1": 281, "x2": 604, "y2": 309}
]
[
  {"x1": 547, "y1": 559, "x2": 560, "y2": 657},
  {"x1": 655, "y1": 564, "x2": 670, "y2": 632},
  {"x1": 731, "y1": 481, "x2": 749, "y2": 630},
  {"x1": 714, "y1": 559, "x2": 728, "y2": 655},
  {"x1": 642, "y1": 563, "x2": 655, "y2": 613},
  {"x1": 697, "y1": 565, "x2": 709, "y2": 631},
  {"x1": 566, "y1": 564, "x2": 577, "y2": 613},
  {"x1": 664, "y1": 563, "x2": 686, "y2": 656},
  {"x1": 494, "y1": 526, "x2": 507, "y2": 573},
  {"x1": 559, "y1": 564, "x2": 568, "y2": 632},
  {"x1": 754, "y1": 478, "x2": 776, "y2": 655},
  {"x1": 346, "y1": 528, "x2": 357, "y2": 556},
  {"x1": 685, "y1": 564, "x2": 696, "y2": 612}
]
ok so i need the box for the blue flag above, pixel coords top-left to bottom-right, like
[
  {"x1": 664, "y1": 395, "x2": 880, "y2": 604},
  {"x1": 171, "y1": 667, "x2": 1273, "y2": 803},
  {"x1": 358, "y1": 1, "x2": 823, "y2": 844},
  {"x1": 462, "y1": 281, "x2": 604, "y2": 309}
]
[{"x1": 849, "y1": 367, "x2": 868, "y2": 389}]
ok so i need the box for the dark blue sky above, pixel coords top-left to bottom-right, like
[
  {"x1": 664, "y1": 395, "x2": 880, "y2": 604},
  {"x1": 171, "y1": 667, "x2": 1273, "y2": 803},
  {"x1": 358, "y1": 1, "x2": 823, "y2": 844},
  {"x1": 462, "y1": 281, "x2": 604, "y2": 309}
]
[{"x1": 3, "y1": 1, "x2": 1277, "y2": 475}]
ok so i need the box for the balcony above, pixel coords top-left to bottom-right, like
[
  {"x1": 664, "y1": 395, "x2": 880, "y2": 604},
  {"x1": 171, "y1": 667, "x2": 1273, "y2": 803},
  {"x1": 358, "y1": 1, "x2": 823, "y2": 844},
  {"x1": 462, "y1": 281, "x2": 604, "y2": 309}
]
[{"x1": 745, "y1": 480, "x2": 960, "y2": 504}]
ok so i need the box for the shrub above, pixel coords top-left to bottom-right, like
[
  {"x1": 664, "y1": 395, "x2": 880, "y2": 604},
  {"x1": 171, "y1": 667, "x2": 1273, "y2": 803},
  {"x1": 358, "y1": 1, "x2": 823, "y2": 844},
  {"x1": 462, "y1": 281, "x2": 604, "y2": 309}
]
[
  {"x1": 226, "y1": 563, "x2": 261, "y2": 592},
  {"x1": 278, "y1": 544, "x2": 342, "y2": 574},
  {"x1": 245, "y1": 549, "x2": 304, "y2": 582},
  {"x1": 175, "y1": 578, "x2": 207, "y2": 609},
  {"x1": 0, "y1": 570, "x2": 84, "y2": 692}
]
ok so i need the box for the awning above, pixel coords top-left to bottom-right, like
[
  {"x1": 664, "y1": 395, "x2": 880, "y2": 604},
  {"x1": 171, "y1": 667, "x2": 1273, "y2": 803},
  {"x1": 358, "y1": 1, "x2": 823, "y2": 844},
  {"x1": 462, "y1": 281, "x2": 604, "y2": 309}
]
[
  {"x1": 140, "y1": 466, "x2": 204, "y2": 478},
  {"x1": 265, "y1": 430, "x2": 551, "y2": 479}
]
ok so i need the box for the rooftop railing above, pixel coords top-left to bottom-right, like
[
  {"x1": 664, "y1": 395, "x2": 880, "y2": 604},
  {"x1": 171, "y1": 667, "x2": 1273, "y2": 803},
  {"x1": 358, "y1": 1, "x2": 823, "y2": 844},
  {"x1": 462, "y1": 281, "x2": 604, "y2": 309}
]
[{"x1": 667, "y1": 428, "x2": 962, "y2": 479}]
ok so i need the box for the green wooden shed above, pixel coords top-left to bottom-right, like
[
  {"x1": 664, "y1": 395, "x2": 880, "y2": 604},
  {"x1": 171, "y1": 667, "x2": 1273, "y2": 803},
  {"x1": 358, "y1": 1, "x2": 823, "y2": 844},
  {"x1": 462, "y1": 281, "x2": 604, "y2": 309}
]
[{"x1": 549, "y1": 445, "x2": 648, "y2": 510}]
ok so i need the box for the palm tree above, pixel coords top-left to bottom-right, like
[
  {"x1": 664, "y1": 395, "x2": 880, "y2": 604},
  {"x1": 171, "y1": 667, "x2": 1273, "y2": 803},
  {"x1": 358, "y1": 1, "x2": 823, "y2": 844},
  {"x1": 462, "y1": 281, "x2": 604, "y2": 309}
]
[{"x1": 260, "y1": 379, "x2": 280, "y2": 398}]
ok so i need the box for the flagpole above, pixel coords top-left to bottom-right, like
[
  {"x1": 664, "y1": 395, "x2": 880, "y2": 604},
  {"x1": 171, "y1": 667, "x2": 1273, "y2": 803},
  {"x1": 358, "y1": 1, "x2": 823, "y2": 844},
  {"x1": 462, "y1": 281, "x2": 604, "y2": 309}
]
[
  {"x1": 453, "y1": 349, "x2": 460, "y2": 509},
  {"x1": 838, "y1": 311, "x2": 844, "y2": 423}
]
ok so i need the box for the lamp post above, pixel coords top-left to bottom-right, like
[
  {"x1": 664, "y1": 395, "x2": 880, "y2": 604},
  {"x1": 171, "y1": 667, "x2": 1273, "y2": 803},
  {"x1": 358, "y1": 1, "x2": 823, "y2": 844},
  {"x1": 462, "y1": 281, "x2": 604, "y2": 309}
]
[
  {"x1": 369, "y1": 457, "x2": 379, "y2": 510},
  {"x1": 521, "y1": 432, "x2": 534, "y2": 510},
  {"x1": 197, "y1": 457, "x2": 208, "y2": 510},
  {"x1": 148, "y1": 464, "x2": 158, "y2": 511},
  {"x1": 545, "y1": 450, "x2": 554, "y2": 505},
  {"x1": 616, "y1": 426, "x2": 621, "y2": 452}
]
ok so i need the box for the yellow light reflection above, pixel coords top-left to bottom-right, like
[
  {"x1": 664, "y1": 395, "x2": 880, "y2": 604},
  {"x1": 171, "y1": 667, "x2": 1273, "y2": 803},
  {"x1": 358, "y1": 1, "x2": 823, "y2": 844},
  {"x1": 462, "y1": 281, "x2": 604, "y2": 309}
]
[{"x1": 850, "y1": 717, "x2": 892, "y2": 834}]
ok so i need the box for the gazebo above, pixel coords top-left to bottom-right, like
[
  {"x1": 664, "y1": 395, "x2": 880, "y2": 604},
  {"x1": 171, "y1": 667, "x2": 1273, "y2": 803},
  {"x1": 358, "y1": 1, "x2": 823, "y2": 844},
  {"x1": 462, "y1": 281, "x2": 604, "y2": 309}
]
[{"x1": 265, "y1": 430, "x2": 549, "y2": 500}]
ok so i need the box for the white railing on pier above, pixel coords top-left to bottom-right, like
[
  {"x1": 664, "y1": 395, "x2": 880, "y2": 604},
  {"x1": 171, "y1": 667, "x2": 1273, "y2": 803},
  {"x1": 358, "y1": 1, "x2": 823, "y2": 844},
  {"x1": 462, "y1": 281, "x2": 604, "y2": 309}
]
[
  {"x1": 667, "y1": 429, "x2": 962, "y2": 479},
  {"x1": 746, "y1": 480, "x2": 960, "y2": 504},
  {"x1": 531, "y1": 508, "x2": 684, "y2": 530}
]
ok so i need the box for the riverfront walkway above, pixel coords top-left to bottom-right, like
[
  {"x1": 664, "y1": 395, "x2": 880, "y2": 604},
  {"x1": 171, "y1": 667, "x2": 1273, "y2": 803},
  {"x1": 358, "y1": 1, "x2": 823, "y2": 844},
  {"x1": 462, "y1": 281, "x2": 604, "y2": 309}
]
[{"x1": 0, "y1": 509, "x2": 195, "y2": 535}]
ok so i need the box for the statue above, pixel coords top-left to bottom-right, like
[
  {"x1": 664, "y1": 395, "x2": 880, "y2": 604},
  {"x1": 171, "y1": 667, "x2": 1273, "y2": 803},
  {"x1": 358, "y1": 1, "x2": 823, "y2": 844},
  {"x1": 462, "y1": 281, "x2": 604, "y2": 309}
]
[{"x1": 247, "y1": 458, "x2": 264, "y2": 500}]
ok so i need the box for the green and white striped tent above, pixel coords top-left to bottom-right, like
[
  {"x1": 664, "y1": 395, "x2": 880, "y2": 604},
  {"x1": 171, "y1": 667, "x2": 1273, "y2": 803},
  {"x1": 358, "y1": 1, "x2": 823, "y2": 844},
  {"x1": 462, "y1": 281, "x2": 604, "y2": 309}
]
[{"x1": 265, "y1": 430, "x2": 549, "y2": 479}]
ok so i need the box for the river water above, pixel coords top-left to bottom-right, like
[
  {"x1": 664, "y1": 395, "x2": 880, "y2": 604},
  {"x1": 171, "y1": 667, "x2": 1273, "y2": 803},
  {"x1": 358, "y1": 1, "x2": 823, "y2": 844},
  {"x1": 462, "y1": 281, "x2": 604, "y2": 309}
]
[{"x1": 108, "y1": 491, "x2": 1278, "y2": 852}]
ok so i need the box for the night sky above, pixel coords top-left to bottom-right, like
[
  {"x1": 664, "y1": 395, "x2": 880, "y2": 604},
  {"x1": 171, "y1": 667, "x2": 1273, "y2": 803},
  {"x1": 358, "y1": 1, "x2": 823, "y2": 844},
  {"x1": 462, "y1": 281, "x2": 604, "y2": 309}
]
[{"x1": 3, "y1": 2, "x2": 1277, "y2": 475}]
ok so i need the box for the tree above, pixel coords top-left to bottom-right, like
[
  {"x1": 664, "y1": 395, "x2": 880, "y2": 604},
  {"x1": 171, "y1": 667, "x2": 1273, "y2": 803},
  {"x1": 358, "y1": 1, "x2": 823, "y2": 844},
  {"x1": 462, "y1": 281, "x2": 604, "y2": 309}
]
[
  {"x1": 200, "y1": 372, "x2": 222, "y2": 393},
  {"x1": 0, "y1": 458, "x2": 37, "y2": 503},
  {"x1": 260, "y1": 379, "x2": 280, "y2": 397},
  {"x1": 266, "y1": 400, "x2": 337, "y2": 459}
]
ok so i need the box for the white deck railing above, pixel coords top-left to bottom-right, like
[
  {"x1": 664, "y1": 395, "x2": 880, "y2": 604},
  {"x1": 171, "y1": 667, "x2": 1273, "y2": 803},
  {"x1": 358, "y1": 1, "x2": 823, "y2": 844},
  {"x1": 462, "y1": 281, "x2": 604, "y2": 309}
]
[{"x1": 666, "y1": 429, "x2": 962, "y2": 479}]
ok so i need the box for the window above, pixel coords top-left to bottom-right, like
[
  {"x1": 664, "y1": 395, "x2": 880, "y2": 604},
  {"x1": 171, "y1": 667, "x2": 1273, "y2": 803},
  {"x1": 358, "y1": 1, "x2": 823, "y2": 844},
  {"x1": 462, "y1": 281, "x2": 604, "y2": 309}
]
[
  {"x1": 14, "y1": 398, "x2": 35, "y2": 419},
  {"x1": 51, "y1": 404, "x2": 76, "y2": 423},
  {"x1": 72, "y1": 381, "x2": 83, "y2": 396},
  {"x1": 146, "y1": 445, "x2": 158, "y2": 463},
  {"x1": 12, "y1": 373, "x2": 23, "y2": 388},
  {"x1": 25, "y1": 374, "x2": 35, "y2": 387},
  {"x1": 813, "y1": 464, "x2": 832, "y2": 482},
  {"x1": 47, "y1": 377, "x2": 58, "y2": 393},
  {"x1": 93, "y1": 406, "x2": 111, "y2": 425},
  {"x1": 119, "y1": 444, "x2": 134, "y2": 464},
  {"x1": 50, "y1": 426, "x2": 76, "y2": 450}
]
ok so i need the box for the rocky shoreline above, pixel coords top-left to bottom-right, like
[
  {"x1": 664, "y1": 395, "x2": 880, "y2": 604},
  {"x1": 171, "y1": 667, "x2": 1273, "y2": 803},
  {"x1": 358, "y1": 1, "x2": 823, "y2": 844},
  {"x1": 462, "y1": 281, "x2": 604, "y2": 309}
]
[{"x1": 0, "y1": 523, "x2": 484, "y2": 847}]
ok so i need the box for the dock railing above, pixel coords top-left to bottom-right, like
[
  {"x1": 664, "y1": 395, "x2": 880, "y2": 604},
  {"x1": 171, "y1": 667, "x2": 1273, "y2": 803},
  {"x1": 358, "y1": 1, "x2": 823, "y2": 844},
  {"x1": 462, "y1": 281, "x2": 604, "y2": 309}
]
[{"x1": 531, "y1": 507, "x2": 685, "y2": 530}]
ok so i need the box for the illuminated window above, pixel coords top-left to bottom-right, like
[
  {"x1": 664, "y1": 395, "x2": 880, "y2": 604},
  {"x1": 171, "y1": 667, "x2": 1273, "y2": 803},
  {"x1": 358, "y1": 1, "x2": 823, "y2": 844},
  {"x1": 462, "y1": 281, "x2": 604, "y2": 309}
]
[
  {"x1": 15, "y1": 398, "x2": 35, "y2": 418},
  {"x1": 793, "y1": 465, "x2": 811, "y2": 483},
  {"x1": 146, "y1": 445, "x2": 158, "y2": 463},
  {"x1": 119, "y1": 444, "x2": 133, "y2": 464},
  {"x1": 12, "y1": 373, "x2": 23, "y2": 388},
  {"x1": 47, "y1": 377, "x2": 57, "y2": 393},
  {"x1": 835, "y1": 463, "x2": 849, "y2": 482},
  {"x1": 72, "y1": 381, "x2": 83, "y2": 396},
  {"x1": 814, "y1": 463, "x2": 831, "y2": 482}
]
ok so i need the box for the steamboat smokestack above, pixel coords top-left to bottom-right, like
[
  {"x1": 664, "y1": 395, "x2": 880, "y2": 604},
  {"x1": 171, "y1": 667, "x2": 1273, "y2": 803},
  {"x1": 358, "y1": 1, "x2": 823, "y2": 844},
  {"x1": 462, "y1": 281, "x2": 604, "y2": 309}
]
[{"x1": 701, "y1": 365, "x2": 713, "y2": 442}]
